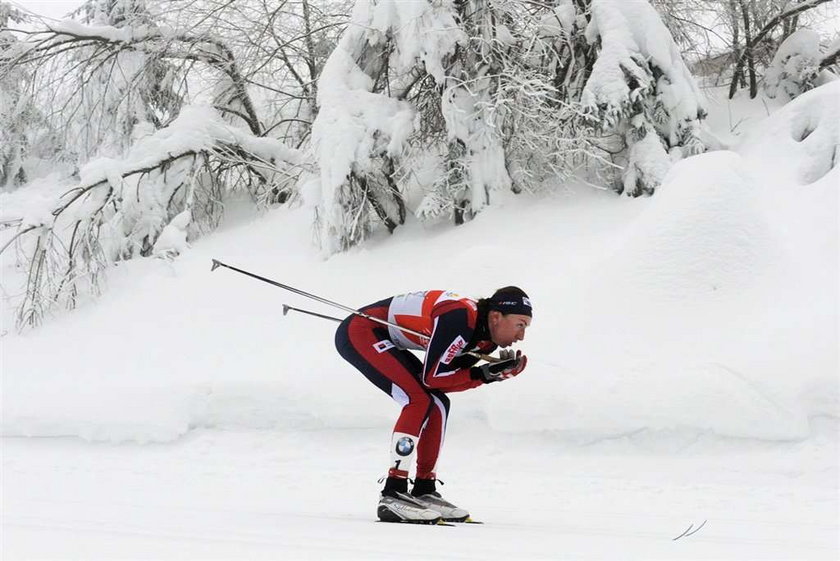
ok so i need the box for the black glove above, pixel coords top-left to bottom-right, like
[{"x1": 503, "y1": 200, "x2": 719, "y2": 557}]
[{"x1": 470, "y1": 350, "x2": 527, "y2": 383}]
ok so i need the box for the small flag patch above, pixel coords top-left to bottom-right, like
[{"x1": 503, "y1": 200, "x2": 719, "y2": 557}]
[{"x1": 373, "y1": 340, "x2": 395, "y2": 353}]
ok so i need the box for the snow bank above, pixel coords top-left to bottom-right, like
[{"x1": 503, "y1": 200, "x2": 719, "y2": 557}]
[
  {"x1": 491, "y1": 149, "x2": 832, "y2": 441},
  {"x1": 597, "y1": 151, "x2": 780, "y2": 301},
  {"x1": 490, "y1": 87, "x2": 837, "y2": 442},
  {"x1": 739, "y1": 80, "x2": 840, "y2": 187}
]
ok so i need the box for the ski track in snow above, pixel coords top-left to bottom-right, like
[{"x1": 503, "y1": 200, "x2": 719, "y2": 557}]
[{"x1": 3, "y1": 424, "x2": 838, "y2": 560}]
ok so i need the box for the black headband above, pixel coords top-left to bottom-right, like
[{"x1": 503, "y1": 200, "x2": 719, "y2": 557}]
[{"x1": 488, "y1": 294, "x2": 532, "y2": 317}]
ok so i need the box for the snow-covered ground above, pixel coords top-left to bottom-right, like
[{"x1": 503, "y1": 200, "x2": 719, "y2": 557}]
[
  {"x1": 2, "y1": 82, "x2": 838, "y2": 558},
  {"x1": 4, "y1": 423, "x2": 837, "y2": 559}
]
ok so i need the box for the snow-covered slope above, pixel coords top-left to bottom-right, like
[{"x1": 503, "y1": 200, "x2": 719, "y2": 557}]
[
  {"x1": 2, "y1": 84, "x2": 837, "y2": 558},
  {"x1": 3, "y1": 85, "x2": 836, "y2": 445}
]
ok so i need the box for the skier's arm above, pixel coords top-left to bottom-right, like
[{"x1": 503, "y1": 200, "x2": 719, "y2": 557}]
[
  {"x1": 447, "y1": 354, "x2": 481, "y2": 369},
  {"x1": 421, "y1": 305, "x2": 484, "y2": 391},
  {"x1": 440, "y1": 378, "x2": 484, "y2": 393},
  {"x1": 447, "y1": 340, "x2": 497, "y2": 370}
]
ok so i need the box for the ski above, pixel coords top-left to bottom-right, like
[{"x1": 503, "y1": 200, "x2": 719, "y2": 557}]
[{"x1": 375, "y1": 519, "x2": 455, "y2": 526}]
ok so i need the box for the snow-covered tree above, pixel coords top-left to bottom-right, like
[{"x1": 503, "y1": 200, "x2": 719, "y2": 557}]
[
  {"x1": 311, "y1": 0, "x2": 464, "y2": 253},
  {"x1": 313, "y1": 0, "x2": 597, "y2": 252},
  {"x1": 764, "y1": 28, "x2": 824, "y2": 101},
  {"x1": 0, "y1": 2, "x2": 36, "y2": 190},
  {"x1": 1, "y1": 3, "x2": 312, "y2": 327},
  {"x1": 58, "y1": 0, "x2": 183, "y2": 161},
  {"x1": 500, "y1": 1, "x2": 607, "y2": 194},
  {"x1": 580, "y1": 0, "x2": 707, "y2": 196},
  {"x1": 2, "y1": 106, "x2": 302, "y2": 328},
  {"x1": 726, "y1": 0, "x2": 833, "y2": 99}
]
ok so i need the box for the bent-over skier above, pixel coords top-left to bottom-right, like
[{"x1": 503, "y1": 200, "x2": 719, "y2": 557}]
[{"x1": 335, "y1": 286, "x2": 531, "y2": 524}]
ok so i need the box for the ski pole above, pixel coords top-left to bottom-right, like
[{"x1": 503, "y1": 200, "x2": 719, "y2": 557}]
[
  {"x1": 281, "y1": 303, "x2": 500, "y2": 363},
  {"x1": 212, "y1": 259, "x2": 500, "y2": 363},
  {"x1": 212, "y1": 259, "x2": 359, "y2": 315},
  {"x1": 282, "y1": 304, "x2": 342, "y2": 323}
]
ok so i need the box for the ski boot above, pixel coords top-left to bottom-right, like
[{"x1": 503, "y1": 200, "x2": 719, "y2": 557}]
[
  {"x1": 377, "y1": 491, "x2": 442, "y2": 524},
  {"x1": 411, "y1": 478, "x2": 470, "y2": 522}
]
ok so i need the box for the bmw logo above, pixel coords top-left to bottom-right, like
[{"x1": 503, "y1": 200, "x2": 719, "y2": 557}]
[{"x1": 395, "y1": 436, "x2": 415, "y2": 456}]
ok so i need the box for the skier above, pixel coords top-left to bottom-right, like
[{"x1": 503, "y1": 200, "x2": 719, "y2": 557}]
[{"x1": 334, "y1": 286, "x2": 531, "y2": 524}]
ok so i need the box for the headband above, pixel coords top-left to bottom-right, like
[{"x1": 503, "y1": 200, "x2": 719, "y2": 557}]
[{"x1": 488, "y1": 294, "x2": 532, "y2": 317}]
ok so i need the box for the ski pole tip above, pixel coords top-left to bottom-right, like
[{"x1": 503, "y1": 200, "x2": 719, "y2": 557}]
[
  {"x1": 211, "y1": 259, "x2": 222, "y2": 272},
  {"x1": 282, "y1": 304, "x2": 290, "y2": 316}
]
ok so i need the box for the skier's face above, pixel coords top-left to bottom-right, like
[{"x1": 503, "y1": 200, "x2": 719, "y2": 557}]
[{"x1": 488, "y1": 311, "x2": 531, "y2": 348}]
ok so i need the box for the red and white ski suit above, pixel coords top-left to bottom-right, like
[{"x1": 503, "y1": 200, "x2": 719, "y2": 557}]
[{"x1": 335, "y1": 290, "x2": 497, "y2": 480}]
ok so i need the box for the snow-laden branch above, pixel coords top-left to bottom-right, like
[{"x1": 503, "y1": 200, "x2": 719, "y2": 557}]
[
  {"x1": 2, "y1": 105, "x2": 303, "y2": 329},
  {"x1": 3, "y1": 19, "x2": 264, "y2": 135}
]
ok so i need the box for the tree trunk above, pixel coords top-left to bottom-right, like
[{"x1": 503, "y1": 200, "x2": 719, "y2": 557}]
[
  {"x1": 727, "y1": 0, "x2": 745, "y2": 92},
  {"x1": 739, "y1": 0, "x2": 757, "y2": 98}
]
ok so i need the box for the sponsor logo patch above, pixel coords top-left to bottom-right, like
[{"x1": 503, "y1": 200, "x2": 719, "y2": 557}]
[
  {"x1": 395, "y1": 436, "x2": 415, "y2": 456},
  {"x1": 373, "y1": 340, "x2": 395, "y2": 353},
  {"x1": 441, "y1": 335, "x2": 467, "y2": 364}
]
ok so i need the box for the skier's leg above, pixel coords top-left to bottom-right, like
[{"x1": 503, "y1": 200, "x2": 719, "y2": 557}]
[
  {"x1": 335, "y1": 315, "x2": 432, "y2": 472},
  {"x1": 335, "y1": 314, "x2": 442, "y2": 523},
  {"x1": 410, "y1": 391, "x2": 470, "y2": 521},
  {"x1": 415, "y1": 390, "x2": 450, "y2": 481}
]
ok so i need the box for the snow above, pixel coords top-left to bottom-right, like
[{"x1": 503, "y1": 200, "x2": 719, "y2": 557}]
[
  {"x1": 2, "y1": 82, "x2": 839, "y2": 561},
  {"x1": 538, "y1": 2, "x2": 576, "y2": 38},
  {"x1": 45, "y1": 19, "x2": 171, "y2": 44}
]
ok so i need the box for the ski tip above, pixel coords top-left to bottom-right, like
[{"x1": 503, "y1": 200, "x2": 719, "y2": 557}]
[
  {"x1": 463, "y1": 517, "x2": 483, "y2": 524},
  {"x1": 210, "y1": 259, "x2": 222, "y2": 272}
]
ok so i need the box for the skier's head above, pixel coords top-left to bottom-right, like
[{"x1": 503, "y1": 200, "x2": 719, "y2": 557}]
[{"x1": 486, "y1": 286, "x2": 532, "y2": 348}]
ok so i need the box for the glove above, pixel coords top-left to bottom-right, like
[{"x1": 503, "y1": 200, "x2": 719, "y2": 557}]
[
  {"x1": 471, "y1": 350, "x2": 527, "y2": 383},
  {"x1": 498, "y1": 349, "x2": 516, "y2": 361}
]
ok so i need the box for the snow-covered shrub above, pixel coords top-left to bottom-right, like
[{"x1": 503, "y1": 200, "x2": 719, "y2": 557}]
[
  {"x1": 314, "y1": 0, "x2": 711, "y2": 252},
  {"x1": 1, "y1": 106, "x2": 301, "y2": 328},
  {"x1": 764, "y1": 28, "x2": 822, "y2": 101},
  {"x1": 1, "y1": 1, "x2": 322, "y2": 327},
  {"x1": 580, "y1": 0, "x2": 707, "y2": 196}
]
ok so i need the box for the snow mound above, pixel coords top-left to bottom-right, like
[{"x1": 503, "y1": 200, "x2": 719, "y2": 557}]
[
  {"x1": 593, "y1": 151, "x2": 780, "y2": 301},
  {"x1": 740, "y1": 81, "x2": 840, "y2": 187}
]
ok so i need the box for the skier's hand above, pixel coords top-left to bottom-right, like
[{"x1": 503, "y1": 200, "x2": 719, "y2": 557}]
[
  {"x1": 472, "y1": 350, "x2": 527, "y2": 383},
  {"x1": 498, "y1": 349, "x2": 516, "y2": 361}
]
